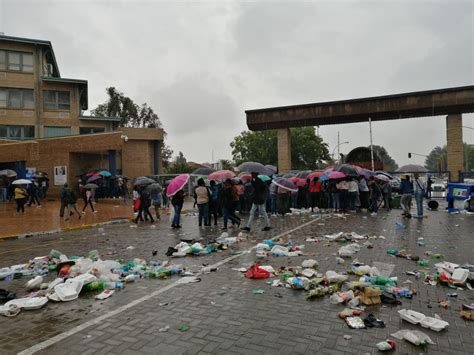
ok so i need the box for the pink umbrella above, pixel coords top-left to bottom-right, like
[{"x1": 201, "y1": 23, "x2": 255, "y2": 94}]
[
  {"x1": 308, "y1": 171, "x2": 324, "y2": 179},
  {"x1": 166, "y1": 174, "x2": 190, "y2": 197},
  {"x1": 208, "y1": 170, "x2": 236, "y2": 181},
  {"x1": 328, "y1": 171, "x2": 346, "y2": 179},
  {"x1": 289, "y1": 177, "x2": 306, "y2": 187}
]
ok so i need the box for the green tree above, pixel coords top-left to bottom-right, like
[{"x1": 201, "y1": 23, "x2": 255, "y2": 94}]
[
  {"x1": 371, "y1": 145, "x2": 399, "y2": 171},
  {"x1": 219, "y1": 159, "x2": 234, "y2": 171},
  {"x1": 161, "y1": 144, "x2": 174, "y2": 169},
  {"x1": 230, "y1": 127, "x2": 329, "y2": 170},
  {"x1": 166, "y1": 152, "x2": 193, "y2": 174},
  {"x1": 425, "y1": 143, "x2": 474, "y2": 171}
]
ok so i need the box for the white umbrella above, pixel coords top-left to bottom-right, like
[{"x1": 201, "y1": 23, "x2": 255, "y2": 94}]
[
  {"x1": 12, "y1": 179, "x2": 32, "y2": 185},
  {"x1": 375, "y1": 174, "x2": 390, "y2": 182},
  {"x1": 0, "y1": 169, "x2": 17, "y2": 177}
]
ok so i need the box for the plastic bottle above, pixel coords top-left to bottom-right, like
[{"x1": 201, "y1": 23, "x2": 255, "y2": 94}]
[
  {"x1": 83, "y1": 280, "x2": 105, "y2": 292},
  {"x1": 417, "y1": 259, "x2": 429, "y2": 267},
  {"x1": 104, "y1": 281, "x2": 123, "y2": 290}
]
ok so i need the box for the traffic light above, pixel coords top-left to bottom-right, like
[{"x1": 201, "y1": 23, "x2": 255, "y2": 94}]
[{"x1": 408, "y1": 153, "x2": 412, "y2": 158}]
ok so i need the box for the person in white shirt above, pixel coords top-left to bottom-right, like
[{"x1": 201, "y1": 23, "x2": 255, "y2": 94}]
[{"x1": 413, "y1": 173, "x2": 426, "y2": 218}]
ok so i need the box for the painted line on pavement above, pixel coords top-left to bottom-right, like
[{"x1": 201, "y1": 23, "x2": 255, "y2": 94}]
[{"x1": 18, "y1": 215, "x2": 321, "y2": 355}]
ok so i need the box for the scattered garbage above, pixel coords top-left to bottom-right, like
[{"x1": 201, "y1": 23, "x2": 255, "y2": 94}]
[
  {"x1": 158, "y1": 325, "x2": 170, "y2": 332},
  {"x1": 345, "y1": 316, "x2": 366, "y2": 329},
  {"x1": 252, "y1": 288, "x2": 265, "y2": 294},
  {"x1": 245, "y1": 263, "x2": 271, "y2": 279},
  {"x1": 398, "y1": 309, "x2": 449, "y2": 331},
  {"x1": 95, "y1": 289, "x2": 114, "y2": 300},
  {"x1": 363, "y1": 313, "x2": 385, "y2": 328},
  {"x1": 376, "y1": 340, "x2": 396, "y2": 351},
  {"x1": 0, "y1": 289, "x2": 16, "y2": 303},
  {"x1": 178, "y1": 324, "x2": 190, "y2": 332},
  {"x1": 390, "y1": 329, "x2": 435, "y2": 346}
]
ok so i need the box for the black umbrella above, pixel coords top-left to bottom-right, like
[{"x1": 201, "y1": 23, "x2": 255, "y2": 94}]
[
  {"x1": 192, "y1": 167, "x2": 215, "y2": 175},
  {"x1": 134, "y1": 176, "x2": 155, "y2": 186},
  {"x1": 265, "y1": 165, "x2": 277, "y2": 174},
  {"x1": 335, "y1": 164, "x2": 358, "y2": 177},
  {"x1": 144, "y1": 182, "x2": 162, "y2": 193},
  {"x1": 237, "y1": 162, "x2": 273, "y2": 176}
]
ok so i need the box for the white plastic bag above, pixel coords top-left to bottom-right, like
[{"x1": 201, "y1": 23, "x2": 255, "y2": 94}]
[
  {"x1": 270, "y1": 245, "x2": 289, "y2": 256},
  {"x1": 326, "y1": 270, "x2": 348, "y2": 283},
  {"x1": 301, "y1": 259, "x2": 318, "y2": 268}
]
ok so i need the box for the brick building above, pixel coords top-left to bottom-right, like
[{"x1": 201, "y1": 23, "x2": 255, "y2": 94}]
[{"x1": 0, "y1": 35, "x2": 163, "y2": 196}]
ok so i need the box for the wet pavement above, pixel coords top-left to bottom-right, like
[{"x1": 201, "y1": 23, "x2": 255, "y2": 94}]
[{"x1": 0, "y1": 202, "x2": 473, "y2": 354}]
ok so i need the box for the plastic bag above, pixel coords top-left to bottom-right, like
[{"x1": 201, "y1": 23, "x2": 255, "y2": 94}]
[
  {"x1": 326, "y1": 270, "x2": 348, "y2": 283},
  {"x1": 270, "y1": 245, "x2": 289, "y2": 256},
  {"x1": 245, "y1": 263, "x2": 270, "y2": 279},
  {"x1": 301, "y1": 259, "x2": 318, "y2": 268},
  {"x1": 390, "y1": 329, "x2": 435, "y2": 346},
  {"x1": 287, "y1": 277, "x2": 310, "y2": 290},
  {"x1": 338, "y1": 243, "x2": 361, "y2": 258}
]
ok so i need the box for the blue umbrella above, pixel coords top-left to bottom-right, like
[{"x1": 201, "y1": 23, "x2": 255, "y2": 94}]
[{"x1": 99, "y1": 170, "x2": 112, "y2": 177}]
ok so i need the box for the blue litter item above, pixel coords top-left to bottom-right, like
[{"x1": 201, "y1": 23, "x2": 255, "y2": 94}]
[
  {"x1": 395, "y1": 222, "x2": 406, "y2": 230},
  {"x1": 263, "y1": 240, "x2": 275, "y2": 247}
]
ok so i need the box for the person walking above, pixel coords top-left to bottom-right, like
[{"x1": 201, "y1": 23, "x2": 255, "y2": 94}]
[
  {"x1": 269, "y1": 182, "x2": 277, "y2": 215},
  {"x1": 400, "y1": 175, "x2": 413, "y2": 218},
  {"x1": 171, "y1": 189, "x2": 185, "y2": 228},
  {"x1": 14, "y1": 185, "x2": 28, "y2": 214},
  {"x1": 82, "y1": 188, "x2": 97, "y2": 213},
  {"x1": 135, "y1": 188, "x2": 154, "y2": 224},
  {"x1": 426, "y1": 176, "x2": 433, "y2": 199},
  {"x1": 347, "y1": 178, "x2": 359, "y2": 211},
  {"x1": 235, "y1": 180, "x2": 246, "y2": 214},
  {"x1": 151, "y1": 189, "x2": 162, "y2": 220},
  {"x1": 64, "y1": 186, "x2": 81, "y2": 221},
  {"x1": 413, "y1": 173, "x2": 426, "y2": 219},
  {"x1": 194, "y1": 178, "x2": 210, "y2": 227},
  {"x1": 209, "y1": 180, "x2": 220, "y2": 226},
  {"x1": 27, "y1": 180, "x2": 41, "y2": 208},
  {"x1": 220, "y1": 179, "x2": 241, "y2": 230},
  {"x1": 368, "y1": 177, "x2": 381, "y2": 215},
  {"x1": 241, "y1": 172, "x2": 271, "y2": 232},
  {"x1": 59, "y1": 183, "x2": 70, "y2": 218},
  {"x1": 381, "y1": 181, "x2": 392, "y2": 211},
  {"x1": 276, "y1": 186, "x2": 291, "y2": 216}
]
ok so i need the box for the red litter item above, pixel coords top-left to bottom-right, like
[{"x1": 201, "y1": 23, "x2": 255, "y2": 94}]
[
  {"x1": 245, "y1": 263, "x2": 270, "y2": 279},
  {"x1": 58, "y1": 264, "x2": 72, "y2": 278}
]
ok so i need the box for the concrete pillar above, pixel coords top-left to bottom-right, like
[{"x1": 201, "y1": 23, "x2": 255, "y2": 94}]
[
  {"x1": 152, "y1": 140, "x2": 161, "y2": 175},
  {"x1": 446, "y1": 114, "x2": 464, "y2": 182},
  {"x1": 277, "y1": 128, "x2": 291, "y2": 173},
  {"x1": 108, "y1": 150, "x2": 117, "y2": 176},
  {"x1": 15, "y1": 161, "x2": 27, "y2": 179}
]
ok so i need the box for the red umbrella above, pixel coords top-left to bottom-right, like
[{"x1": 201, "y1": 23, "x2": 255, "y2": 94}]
[
  {"x1": 208, "y1": 170, "x2": 236, "y2": 181},
  {"x1": 308, "y1": 171, "x2": 324, "y2": 179},
  {"x1": 289, "y1": 177, "x2": 306, "y2": 187},
  {"x1": 328, "y1": 171, "x2": 346, "y2": 179}
]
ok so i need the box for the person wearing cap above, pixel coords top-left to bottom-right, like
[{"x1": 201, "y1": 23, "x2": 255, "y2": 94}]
[{"x1": 241, "y1": 172, "x2": 271, "y2": 232}]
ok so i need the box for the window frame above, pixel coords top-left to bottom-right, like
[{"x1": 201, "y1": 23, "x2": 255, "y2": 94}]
[
  {"x1": 0, "y1": 88, "x2": 34, "y2": 109},
  {"x1": 0, "y1": 125, "x2": 35, "y2": 140},
  {"x1": 0, "y1": 50, "x2": 34, "y2": 72},
  {"x1": 43, "y1": 126, "x2": 71, "y2": 138},
  {"x1": 43, "y1": 90, "x2": 70, "y2": 111}
]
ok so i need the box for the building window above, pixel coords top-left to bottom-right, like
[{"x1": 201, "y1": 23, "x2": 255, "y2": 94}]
[
  {"x1": 0, "y1": 125, "x2": 35, "y2": 140},
  {"x1": 44, "y1": 90, "x2": 70, "y2": 110},
  {"x1": 44, "y1": 126, "x2": 71, "y2": 137},
  {"x1": 0, "y1": 88, "x2": 34, "y2": 109},
  {"x1": 0, "y1": 50, "x2": 33, "y2": 72},
  {"x1": 79, "y1": 127, "x2": 105, "y2": 135}
]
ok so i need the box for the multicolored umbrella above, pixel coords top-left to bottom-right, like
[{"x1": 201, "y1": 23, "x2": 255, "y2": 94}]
[
  {"x1": 237, "y1": 162, "x2": 272, "y2": 176},
  {"x1": 166, "y1": 174, "x2": 190, "y2": 197},
  {"x1": 87, "y1": 174, "x2": 102, "y2": 183},
  {"x1": 328, "y1": 171, "x2": 346, "y2": 180},
  {"x1": 272, "y1": 177, "x2": 298, "y2": 192},
  {"x1": 356, "y1": 167, "x2": 375, "y2": 180},
  {"x1": 335, "y1": 164, "x2": 358, "y2": 177},
  {"x1": 208, "y1": 170, "x2": 236, "y2": 181},
  {"x1": 323, "y1": 167, "x2": 334, "y2": 175},
  {"x1": 374, "y1": 171, "x2": 394, "y2": 180}
]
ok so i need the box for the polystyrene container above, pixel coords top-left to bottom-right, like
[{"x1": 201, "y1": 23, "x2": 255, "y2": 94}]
[
  {"x1": 420, "y1": 317, "x2": 449, "y2": 332},
  {"x1": 451, "y1": 268, "x2": 469, "y2": 284},
  {"x1": 398, "y1": 309, "x2": 425, "y2": 324}
]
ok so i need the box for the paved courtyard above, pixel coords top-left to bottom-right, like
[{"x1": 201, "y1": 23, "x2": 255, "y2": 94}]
[{"x1": 0, "y1": 202, "x2": 472, "y2": 354}]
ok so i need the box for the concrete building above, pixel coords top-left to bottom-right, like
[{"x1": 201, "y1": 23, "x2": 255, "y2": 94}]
[{"x1": 0, "y1": 35, "x2": 163, "y2": 195}]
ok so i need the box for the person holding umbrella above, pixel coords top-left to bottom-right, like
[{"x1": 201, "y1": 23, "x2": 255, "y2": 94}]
[
  {"x1": 171, "y1": 189, "x2": 185, "y2": 228},
  {"x1": 134, "y1": 186, "x2": 154, "y2": 224},
  {"x1": 14, "y1": 184, "x2": 28, "y2": 214},
  {"x1": 241, "y1": 172, "x2": 271, "y2": 232}
]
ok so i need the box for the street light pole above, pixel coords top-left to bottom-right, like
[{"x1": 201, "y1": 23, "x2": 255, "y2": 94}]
[{"x1": 369, "y1": 117, "x2": 374, "y2": 171}]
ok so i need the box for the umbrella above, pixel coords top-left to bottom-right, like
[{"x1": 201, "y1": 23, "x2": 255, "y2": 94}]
[
  {"x1": 134, "y1": 176, "x2": 156, "y2": 187},
  {"x1": 258, "y1": 175, "x2": 271, "y2": 182},
  {"x1": 296, "y1": 170, "x2": 312, "y2": 178},
  {"x1": 289, "y1": 177, "x2": 307, "y2": 187},
  {"x1": 84, "y1": 183, "x2": 98, "y2": 189},
  {"x1": 265, "y1": 165, "x2": 278, "y2": 174},
  {"x1": 308, "y1": 171, "x2": 324, "y2": 179},
  {"x1": 33, "y1": 171, "x2": 48, "y2": 178},
  {"x1": 144, "y1": 182, "x2": 162, "y2": 193},
  {"x1": 282, "y1": 172, "x2": 297, "y2": 178},
  {"x1": 374, "y1": 170, "x2": 394, "y2": 179},
  {"x1": 86, "y1": 171, "x2": 98, "y2": 177},
  {"x1": 208, "y1": 170, "x2": 236, "y2": 181},
  {"x1": 87, "y1": 175, "x2": 102, "y2": 183},
  {"x1": 319, "y1": 175, "x2": 329, "y2": 181},
  {"x1": 396, "y1": 164, "x2": 428, "y2": 173},
  {"x1": 12, "y1": 179, "x2": 32, "y2": 185},
  {"x1": 356, "y1": 167, "x2": 375, "y2": 180},
  {"x1": 98, "y1": 170, "x2": 112, "y2": 177},
  {"x1": 192, "y1": 167, "x2": 215, "y2": 175},
  {"x1": 328, "y1": 171, "x2": 346, "y2": 180},
  {"x1": 272, "y1": 177, "x2": 298, "y2": 192},
  {"x1": 0, "y1": 169, "x2": 17, "y2": 177},
  {"x1": 375, "y1": 174, "x2": 390, "y2": 182},
  {"x1": 335, "y1": 164, "x2": 358, "y2": 177},
  {"x1": 238, "y1": 172, "x2": 252, "y2": 181},
  {"x1": 166, "y1": 174, "x2": 190, "y2": 197},
  {"x1": 323, "y1": 167, "x2": 334, "y2": 175},
  {"x1": 237, "y1": 162, "x2": 272, "y2": 176}
]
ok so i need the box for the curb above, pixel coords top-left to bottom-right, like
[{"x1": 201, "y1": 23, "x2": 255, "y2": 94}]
[{"x1": 0, "y1": 218, "x2": 131, "y2": 241}]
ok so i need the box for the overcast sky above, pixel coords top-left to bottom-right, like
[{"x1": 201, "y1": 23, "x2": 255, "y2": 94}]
[{"x1": 1, "y1": 0, "x2": 473, "y2": 167}]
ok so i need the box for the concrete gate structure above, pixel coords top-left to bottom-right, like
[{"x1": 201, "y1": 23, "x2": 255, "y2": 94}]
[{"x1": 246, "y1": 86, "x2": 474, "y2": 182}]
